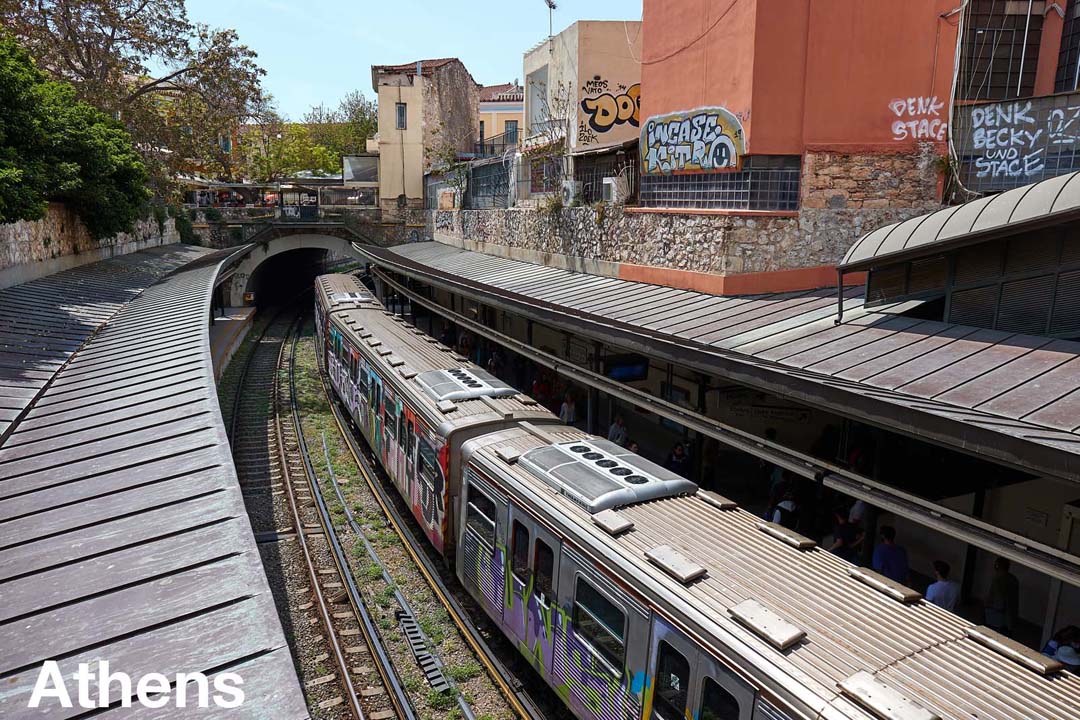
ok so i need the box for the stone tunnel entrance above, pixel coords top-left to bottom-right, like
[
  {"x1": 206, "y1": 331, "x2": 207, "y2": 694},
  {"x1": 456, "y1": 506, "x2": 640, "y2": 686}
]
[{"x1": 227, "y1": 233, "x2": 362, "y2": 307}]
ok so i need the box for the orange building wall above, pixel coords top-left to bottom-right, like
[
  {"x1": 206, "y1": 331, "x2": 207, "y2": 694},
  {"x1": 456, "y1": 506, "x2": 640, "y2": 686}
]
[
  {"x1": 639, "y1": 0, "x2": 757, "y2": 136},
  {"x1": 801, "y1": 0, "x2": 958, "y2": 150},
  {"x1": 640, "y1": 0, "x2": 959, "y2": 153}
]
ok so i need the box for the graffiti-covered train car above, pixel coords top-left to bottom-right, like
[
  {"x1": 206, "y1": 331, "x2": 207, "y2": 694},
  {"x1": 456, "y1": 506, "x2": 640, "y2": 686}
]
[{"x1": 314, "y1": 273, "x2": 558, "y2": 555}]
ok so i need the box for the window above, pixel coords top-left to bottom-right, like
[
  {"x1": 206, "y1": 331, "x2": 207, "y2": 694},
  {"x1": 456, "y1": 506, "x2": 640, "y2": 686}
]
[
  {"x1": 572, "y1": 577, "x2": 626, "y2": 671},
  {"x1": 418, "y1": 437, "x2": 438, "y2": 487},
  {"x1": 479, "y1": 120, "x2": 485, "y2": 141},
  {"x1": 395, "y1": 102, "x2": 407, "y2": 130},
  {"x1": 640, "y1": 155, "x2": 800, "y2": 211},
  {"x1": 511, "y1": 521, "x2": 530, "y2": 580},
  {"x1": 959, "y1": 0, "x2": 1042, "y2": 100},
  {"x1": 1058, "y1": 0, "x2": 1080, "y2": 92},
  {"x1": 466, "y1": 486, "x2": 497, "y2": 547},
  {"x1": 699, "y1": 677, "x2": 741, "y2": 720},
  {"x1": 384, "y1": 400, "x2": 397, "y2": 441},
  {"x1": 653, "y1": 642, "x2": 690, "y2": 720},
  {"x1": 505, "y1": 120, "x2": 518, "y2": 144},
  {"x1": 404, "y1": 420, "x2": 414, "y2": 459},
  {"x1": 534, "y1": 539, "x2": 555, "y2": 602}
]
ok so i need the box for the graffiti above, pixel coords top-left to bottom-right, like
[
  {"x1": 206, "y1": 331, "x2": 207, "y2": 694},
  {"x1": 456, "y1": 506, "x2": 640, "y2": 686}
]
[
  {"x1": 889, "y1": 95, "x2": 947, "y2": 142},
  {"x1": 579, "y1": 80, "x2": 640, "y2": 134},
  {"x1": 577, "y1": 120, "x2": 598, "y2": 146},
  {"x1": 965, "y1": 99, "x2": 1080, "y2": 180},
  {"x1": 640, "y1": 107, "x2": 745, "y2": 175}
]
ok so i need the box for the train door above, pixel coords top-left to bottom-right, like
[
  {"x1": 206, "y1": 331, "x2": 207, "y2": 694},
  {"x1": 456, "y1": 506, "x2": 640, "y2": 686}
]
[
  {"x1": 354, "y1": 357, "x2": 369, "y2": 432},
  {"x1": 459, "y1": 470, "x2": 507, "y2": 619},
  {"x1": 401, "y1": 413, "x2": 416, "y2": 499},
  {"x1": 554, "y1": 551, "x2": 646, "y2": 720},
  {"x1": 524, "y1": 519, "x2": 562, "y2": 681},
  {"x1": 646, "y1": 616, "x2": 755, "y2": 720},
  {"x1": 382, "y1": 389, "x2": 401, "y2": 482},
  {"x1": 370, "y1": 374, "x2": 383, "y2": 454}
]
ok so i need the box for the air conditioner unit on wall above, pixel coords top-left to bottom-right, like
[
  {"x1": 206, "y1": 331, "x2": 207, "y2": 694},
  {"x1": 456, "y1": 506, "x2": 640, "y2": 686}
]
[
  {"x1": 561, "y1": 179, "x2": 581, "y2": 206},
  {"x1": 602, "y1": 176, "x2": 629, "y2": 205}
]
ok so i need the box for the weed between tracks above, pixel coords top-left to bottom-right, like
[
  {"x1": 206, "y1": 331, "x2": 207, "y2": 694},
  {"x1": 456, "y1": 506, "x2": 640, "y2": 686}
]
[{"x1": 292, "y1": 320, "x2": 516, "y2": 720}]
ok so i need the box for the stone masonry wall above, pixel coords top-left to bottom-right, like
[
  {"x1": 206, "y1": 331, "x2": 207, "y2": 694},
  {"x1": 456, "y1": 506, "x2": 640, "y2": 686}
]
[
  {"x1": 0, "y1": 202, "x2": 179, "y2": 288},
  {"x1": 427, "y1": 144, "x2": 942, "y2": 275}
]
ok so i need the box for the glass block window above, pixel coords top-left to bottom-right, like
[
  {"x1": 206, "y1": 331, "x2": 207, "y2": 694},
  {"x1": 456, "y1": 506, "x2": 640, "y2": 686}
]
[
  {"x1": 1057, "y1": 0, "x2": 1080, "y2": 92},
  {"x1": 639, "y1": 155, "x2": 800, "y2": 211}
]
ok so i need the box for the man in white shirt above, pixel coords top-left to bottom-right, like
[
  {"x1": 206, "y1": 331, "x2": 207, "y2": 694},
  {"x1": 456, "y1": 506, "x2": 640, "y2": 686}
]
[
  {"x1": 926, "y1": 560, "x2": 961, "y2": 612},
  {"x1": 608, "y1": 415, "x2": 628, "y2": 446}
]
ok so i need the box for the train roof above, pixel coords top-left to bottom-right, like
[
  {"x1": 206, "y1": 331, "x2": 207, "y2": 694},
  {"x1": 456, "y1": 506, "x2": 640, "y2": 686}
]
[
  {"x1": 316, "y1": 273, "x2": 376, "y2": 312},
  {"x1": 465, "y1": 426, "x2": 1080, "y2": 720},
  {"x1": 318, "y1": 276, "x2": 557, "y2": 431}
]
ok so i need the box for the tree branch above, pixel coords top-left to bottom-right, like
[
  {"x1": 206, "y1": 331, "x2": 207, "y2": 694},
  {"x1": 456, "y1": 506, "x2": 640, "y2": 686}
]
[{"x1": 124, "y1": 65, "x2": 196, "y2": 103}]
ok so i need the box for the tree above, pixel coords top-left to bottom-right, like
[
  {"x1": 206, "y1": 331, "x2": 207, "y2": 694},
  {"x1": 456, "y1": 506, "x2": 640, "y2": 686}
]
[
  {"x1": 300, "y1": 90, "x2": 377, "y2": 158},
  {"x1": 2, "y1": 0, "x2": 266, "y2": 189},
  {"x1": 0, "y1": 34, "x2": 149, "y2": 236},
  {"x1": 240, "y1": 120, "x2": 338, "y2": 182}
]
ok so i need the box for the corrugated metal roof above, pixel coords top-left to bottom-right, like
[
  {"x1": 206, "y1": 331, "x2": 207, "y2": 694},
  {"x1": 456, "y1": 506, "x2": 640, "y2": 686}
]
[
  {"x1": 359, "y1": 242, "x2": 1080, "y2": 481},
  {"x1": 0, "y1": 247, "x2": 307, "y2": 717},
  {"x1": 841, "y1": 172, "x2": 1080, "y2": 270},
  {"x1": 471, "y1": 427, "x2": 1080, "y2": 720}
]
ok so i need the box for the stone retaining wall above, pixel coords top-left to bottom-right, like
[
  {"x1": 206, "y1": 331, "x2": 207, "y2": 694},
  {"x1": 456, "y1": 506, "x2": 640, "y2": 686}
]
[
  {"x1": 428, "y1": 144, "x2": 942, "y2": 276},
  {"x1": 0, "y1": 203, "x2": 179, "y2": 289}
]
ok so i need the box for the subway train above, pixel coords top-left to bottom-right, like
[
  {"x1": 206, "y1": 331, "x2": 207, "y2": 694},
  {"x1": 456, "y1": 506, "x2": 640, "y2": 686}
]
[{"x1": 315, "y1": 273, "x2": 1080, "y2": 720}]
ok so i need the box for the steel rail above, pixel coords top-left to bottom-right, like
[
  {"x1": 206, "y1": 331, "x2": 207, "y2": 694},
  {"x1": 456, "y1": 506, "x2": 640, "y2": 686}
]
[
  {"x1": 314, "y1": 353, "x2": 547, "y2": 720},
  {"x1": 273, "y1": 313, "x2": 367, "y2": 720},
  {"x1": 285, "y1": 315, "x2": 416, "y2": 720}
]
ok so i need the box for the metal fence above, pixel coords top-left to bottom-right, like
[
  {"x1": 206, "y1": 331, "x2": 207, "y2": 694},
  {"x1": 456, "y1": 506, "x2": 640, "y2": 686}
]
[
  {"x1": 640, "y1": 155, "x2": 801, "y2": 211},
  {"x1": 465, "y1": 160, "x2": 510, "y2": 209},
  {"x1": 574, "y1": 149, "x2": 639, "y2": 205}
]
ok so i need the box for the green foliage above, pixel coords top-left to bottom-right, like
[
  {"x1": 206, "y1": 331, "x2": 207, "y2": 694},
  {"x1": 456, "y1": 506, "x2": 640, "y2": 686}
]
[
  {"x1": 0, "y1": 34, "x2": 149, "y2": 236},
  {"x1": 168, "y1": 204, "x2": 198, "y2": 244},
  {"x1": 151, "y1": 203, "x2": 167, "y2": 234}
]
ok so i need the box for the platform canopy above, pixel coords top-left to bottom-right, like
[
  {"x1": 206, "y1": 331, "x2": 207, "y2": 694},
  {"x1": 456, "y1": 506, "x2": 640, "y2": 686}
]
[{"x1": 841, "y1": 172, "x2": 1080, "y2": 271}]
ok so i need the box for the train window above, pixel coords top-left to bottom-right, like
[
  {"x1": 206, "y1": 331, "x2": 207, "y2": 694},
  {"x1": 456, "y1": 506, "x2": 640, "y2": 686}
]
[
  {"x1": 511, "y1": 521, "x2": 530, "y2": 580},
  {"x1": 699, "y1": 677, "x2": 740, "y2": 720},
  {"x1": 652, "y1": 642, "x2": 689, "y2": 720},
  {"x1": 383, "y1": 400, "x2": 396, "y2": 441},
  {"x1": 418, "y1": 437, "x2": 438, "y2": 488},
  {"x1": 573, "y1": 577, "x2": 625, "y2": 672},
  {"x1": 465, "y1": 486, "x2": 496, "y2": 547},
  {"x1": 534, "y1": 540, "x2": 554, "y2": 601},
  {"x1": 404, "y1": 421, "x2": 414, "y2": 458}
]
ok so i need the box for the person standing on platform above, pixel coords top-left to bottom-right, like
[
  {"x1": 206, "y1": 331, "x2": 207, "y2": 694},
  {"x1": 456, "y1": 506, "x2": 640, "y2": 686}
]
[
  {"x1": 926, "y1": 560, "x2": 961, "y2": 612},
  {"x1": 608, "y1": 415, "x2": 628, "y2": 446},
  {"x1": 872, "y1": 526, "x2": 909, "y2": 584},
  {"x1": 985, "y1": 557, "x2": 1020, "y2": 636},
  {"x1": 559, "y1": 392, "x2": 577, "y2": 426}
]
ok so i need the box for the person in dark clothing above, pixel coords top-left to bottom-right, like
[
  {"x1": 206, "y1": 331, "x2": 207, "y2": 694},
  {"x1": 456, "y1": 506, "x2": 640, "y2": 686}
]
[
  {"x1": 665, "y1": 442, "x2": 691, "y2": 477},
  {"x1": 985, "y1": 557, "x2": 1020, "y2": 636},
  {"x1": 828, "y1": 506, "x2": 862, "y2": 563},
  {"x1": 871, "y1": 526, "x2": 909, "y2": 584}
]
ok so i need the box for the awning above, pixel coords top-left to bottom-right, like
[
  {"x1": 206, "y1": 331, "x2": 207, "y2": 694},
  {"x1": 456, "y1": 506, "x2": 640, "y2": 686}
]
[
  {"x1": 569, "y1": 137, "x2": 638, "y2": 157},
  {"x1": 359, "y1": 241, "x2": 1080, "y2": 482},
  {"x1": 840, "y1": 171, "x2": 1080, "y2": 271}
]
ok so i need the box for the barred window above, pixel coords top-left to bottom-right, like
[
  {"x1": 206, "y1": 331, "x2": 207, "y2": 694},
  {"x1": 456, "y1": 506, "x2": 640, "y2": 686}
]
[{"x1": 640, "y1": 155, "x2": 800, "y2": 211}]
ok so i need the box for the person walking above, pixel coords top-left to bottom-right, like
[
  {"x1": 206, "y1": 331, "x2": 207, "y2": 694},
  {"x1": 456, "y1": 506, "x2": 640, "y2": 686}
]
[
  {"x1": 926, "y1": 560, "x2": 960, "y2": 612},
  {"x1": 872, "y1": 526, "x2": 910, "y2": 584},
  {"x1": 768, "y1": 487, "x2": 800, "y2": 530},
  {"x1": 665, "y1": 442, "x2": 690, "y2": 477},
  {"x1": 559, "y1": 392, "x2": 577, "y2": 425},
  {"x1": 828, "y1": 506, "x2": 862, "y2": 563},
  {"x1": 985, "y1": 557, "x2": 1020, "y2": 636}
]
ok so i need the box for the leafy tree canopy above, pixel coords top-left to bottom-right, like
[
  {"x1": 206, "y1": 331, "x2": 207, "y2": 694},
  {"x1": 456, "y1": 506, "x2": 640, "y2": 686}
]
[
  {"x1": 1, "y1": 0, "x2": 266, "y2": 191},
  {"x1": 0, "y1": 34, "x2": 149, "y2": 237}
]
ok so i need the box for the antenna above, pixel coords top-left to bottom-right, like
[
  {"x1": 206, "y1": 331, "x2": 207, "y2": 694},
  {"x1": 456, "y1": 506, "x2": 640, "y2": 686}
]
[{"x1": 544, "y1": 1, "x2": 556, "y2": 39}]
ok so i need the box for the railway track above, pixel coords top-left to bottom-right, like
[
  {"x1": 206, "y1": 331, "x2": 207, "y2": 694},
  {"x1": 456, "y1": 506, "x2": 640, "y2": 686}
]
[
  {"x1": 308, "y1": 335, "x2": 557, "y2": 720},
  {"x1": 228, "y1": 307, "x2": 411, "y2": 720}
]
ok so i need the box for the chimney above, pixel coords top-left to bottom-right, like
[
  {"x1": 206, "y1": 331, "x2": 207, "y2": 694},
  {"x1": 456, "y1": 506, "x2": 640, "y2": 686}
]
[{"x1": 416, "y1": 61, "x2": 423, "y2": 76}]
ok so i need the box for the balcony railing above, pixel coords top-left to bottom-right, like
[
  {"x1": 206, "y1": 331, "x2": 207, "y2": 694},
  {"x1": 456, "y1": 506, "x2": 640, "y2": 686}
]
[{"x1": 472, "y1": 129, "x2": 519, "y2": 158}]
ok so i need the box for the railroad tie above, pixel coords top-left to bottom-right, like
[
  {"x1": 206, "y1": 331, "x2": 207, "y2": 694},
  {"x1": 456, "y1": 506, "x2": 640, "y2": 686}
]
[
  {"x1": 306, "y1": 674, "x2": 337, "y2": 688},
  {"x1": 369, "y1": 711, "x2": 396, "y2": 720},
  {"x1": 317, "y1": 697, "x2": 344, "y2": 710}
]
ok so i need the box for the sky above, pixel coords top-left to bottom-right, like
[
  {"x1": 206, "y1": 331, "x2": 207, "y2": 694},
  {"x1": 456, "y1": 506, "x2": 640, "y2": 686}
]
[{"x1": 185, "y1": 0, "x2": 643, "y2": 120}]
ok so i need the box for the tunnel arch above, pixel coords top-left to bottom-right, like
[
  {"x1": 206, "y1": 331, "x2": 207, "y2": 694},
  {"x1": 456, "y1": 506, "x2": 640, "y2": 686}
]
[{"x1": 228, "y1": 234, "x2": 362, "y2": 306}]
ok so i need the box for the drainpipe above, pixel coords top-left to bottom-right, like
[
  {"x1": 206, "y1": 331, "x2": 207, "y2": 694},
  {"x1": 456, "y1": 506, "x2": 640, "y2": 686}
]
[{"x1": 1016, "y1": 0, "x2": 1035, "y2": 97}]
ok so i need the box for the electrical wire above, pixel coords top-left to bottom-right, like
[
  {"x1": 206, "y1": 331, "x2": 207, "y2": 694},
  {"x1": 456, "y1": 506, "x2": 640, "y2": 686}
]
[{"x1": 640, "y1": 0, "x2": 741, "y2": 65}]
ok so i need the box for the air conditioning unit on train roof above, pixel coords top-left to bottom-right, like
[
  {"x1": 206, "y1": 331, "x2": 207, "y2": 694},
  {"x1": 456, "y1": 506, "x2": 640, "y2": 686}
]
[
  {"x1": 415, "y1": 367, "x2": 518, "y2": 403},
  {"x1": 518, "y1": 439, "x2": 698, "y2": 514}
]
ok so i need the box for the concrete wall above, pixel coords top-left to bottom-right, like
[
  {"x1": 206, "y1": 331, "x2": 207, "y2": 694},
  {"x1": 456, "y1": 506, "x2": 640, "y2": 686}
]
[
  {"x1": 0, "y1": 202, "x2": 180, "y2": 289},
  {"x1": 574, "y1": 21, "x2": 642, "y2": 150},
  {"x1": 525, "y1": 23, "x2": 579, "y2": 144},
  {"x1": 376, "y1": 74, "x2": 425, "y2": 210},
  {"x1": 640, "y1": 0, "x2": 958, "y2": 154}
]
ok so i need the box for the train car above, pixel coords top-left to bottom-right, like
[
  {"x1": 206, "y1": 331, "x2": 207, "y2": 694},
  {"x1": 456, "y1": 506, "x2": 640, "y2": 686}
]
[
  {"x1": 459, "y1": 423, "x2": 1080, "y2": 720},
  {"x1": 315, "y1": 274, "x2": 559, "y2": 555}
]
